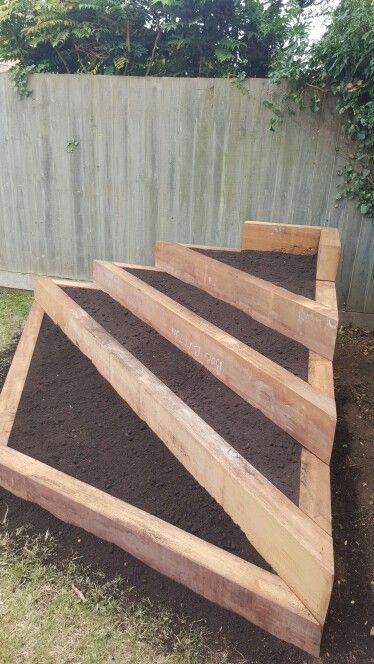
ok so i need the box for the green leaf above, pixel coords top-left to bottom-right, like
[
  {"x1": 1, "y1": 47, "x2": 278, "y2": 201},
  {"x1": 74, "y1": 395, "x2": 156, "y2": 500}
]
[
  {"x1": 215, "y1": 48, "x2": 232, "y2": 63},
  {"x1": 113, "y1": 56, "x2": 126, "y2": 70}
]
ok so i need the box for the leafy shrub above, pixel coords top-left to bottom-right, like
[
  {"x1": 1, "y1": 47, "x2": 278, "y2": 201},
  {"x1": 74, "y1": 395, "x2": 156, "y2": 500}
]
[
  {"x1": 0, "y1": 0, "x2": 298, "y2": 81},
  {"x1": 269, "y1": 0, "x2": 374, "y2": 217}
]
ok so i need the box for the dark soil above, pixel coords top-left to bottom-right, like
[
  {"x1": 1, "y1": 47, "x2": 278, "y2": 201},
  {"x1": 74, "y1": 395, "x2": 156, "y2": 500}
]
[
  {"x1": 195, "y1": 249, "x2": 316, "y2": 298},
  {"x1": 0, "y1": 250, "x2": 372, "y2": 663},
  {"x1": 6, "y1": 315, "x2": 269, "y2": 572},
  {"x1": 126, "y1": 267, "x2": 310, "y2": 380}
]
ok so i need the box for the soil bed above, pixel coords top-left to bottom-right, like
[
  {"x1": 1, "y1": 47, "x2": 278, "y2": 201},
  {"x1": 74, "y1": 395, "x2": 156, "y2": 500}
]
[
  {"x1": 128, "y1": 266, "x2": 310, "y2": 380},
  {"x1": 195, "y1": 249, "x2": 316, "y2": 298},
  {"x1": 2, "y1": 325, "x2": 372, "y2": 662},
  {"x1": 67, "y1": 284, "x2": 302, "y2": 501},
  {"x1": 7, "y1": 314, "x2": 269, "y2": 570},
  {"x1": 5, "y1": 251, "x2": 369, "y2": 663}
]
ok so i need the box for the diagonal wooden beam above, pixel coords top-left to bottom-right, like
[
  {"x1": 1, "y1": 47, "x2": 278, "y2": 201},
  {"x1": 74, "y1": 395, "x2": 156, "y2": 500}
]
[
  {"x1": 0, "y1": 302, "x2": 44, "y2": 446},
  {"x1": 93, "y1": 260, "x2": 336, "y2": 463},
  {"x1": 34, "y1": 276, "x2": 333, "y2": 623},
  {"x1": 154, "y1": 242, "x2": 338, "y2": 361},
  {"x1": 0, "y1": 445, "x2": 321, "y2": 655}
]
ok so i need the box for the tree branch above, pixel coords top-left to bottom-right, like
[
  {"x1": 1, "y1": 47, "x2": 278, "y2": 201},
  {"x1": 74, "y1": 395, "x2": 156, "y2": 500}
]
[{"x1": 146, "y1": 25, "x2": 161, "y2": 76}]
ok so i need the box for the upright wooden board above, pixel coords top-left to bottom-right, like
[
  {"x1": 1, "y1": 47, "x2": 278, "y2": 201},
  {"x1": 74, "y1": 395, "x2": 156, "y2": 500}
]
[
  {"x1": 0, "y1": 445, "x2": 321, "y2": 655},
  {"x1": 154, "y1": 242, "x2": 338, "y2": 360},
  {"x1": 93, "y1": 260, "x2": 336, "y2": 463},
  {"x1": 33, "y1": 276, "x2": 334, "y2": 624}
]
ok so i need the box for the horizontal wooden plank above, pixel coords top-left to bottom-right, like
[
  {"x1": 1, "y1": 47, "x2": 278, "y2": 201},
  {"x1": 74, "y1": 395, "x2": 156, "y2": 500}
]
[
  {"x1": 155, "y1": 242, "x2": 338, "y2": 361},
  {"x1": 34, "y1": 276, "x2": 334, "y2": 623},
  {"x1": 241, "y1": 221, "x2": 321, "y2": 254},
  {"x1": 0, "y1": 302, "x2": 44, "y2": 446},
  {"x1": 316, "y1": 228, "x2": 341, "y2": 282},
  {"x1": 94, "y1": 260, "x2": 336, "y2": 463},
  {"x1": 0, "y1": 446, "x2": 321, "y2": 655}
]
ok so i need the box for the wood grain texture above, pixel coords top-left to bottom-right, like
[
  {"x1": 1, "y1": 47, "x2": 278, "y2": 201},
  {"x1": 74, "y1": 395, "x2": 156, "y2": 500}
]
[
  {"x1": 0, "y1": 74, "x2": 370, "y2": 315},
  {"x1": 300, "y1": 281, "x2": 337, "y2": 535},
  {"x1": 94, "y1": 260, "x2": 336, "y2": 463},
  {"x1": 316, "y1": 228, "x2": 341, "y2": 282},
  {"x1": 0, "y1": 302, "x2": 44, "y2": 446},
  {"x1": 300, "y1": 447, "x2": 332, "y2": 536},
  {"x1": 0, "y1": 445, "x2": 321, "y2": 655},
  {"x1": 241, "y1": 221, "x2": 321, "y2": 254},
  {"x1": 155, "y1": 242, "x2": 339, "y2": 361},
  {"x1": 34, "y1": 276, "x2": 334, "y2": 623}
]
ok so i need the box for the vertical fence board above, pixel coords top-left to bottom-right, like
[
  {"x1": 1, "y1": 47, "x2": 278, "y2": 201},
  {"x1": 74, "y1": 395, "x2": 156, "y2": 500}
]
[{"x1": 0, "y1": 73, "x2": 371, "y2": 317}]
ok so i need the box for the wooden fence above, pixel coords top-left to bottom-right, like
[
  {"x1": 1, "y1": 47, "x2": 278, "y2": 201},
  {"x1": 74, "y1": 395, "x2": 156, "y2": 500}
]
[{"x1": 0, "y1": 73, "x2": 372, "y2": 324}]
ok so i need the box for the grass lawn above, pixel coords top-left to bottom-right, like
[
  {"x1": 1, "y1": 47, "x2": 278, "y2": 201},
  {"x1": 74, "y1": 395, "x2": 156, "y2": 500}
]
[
  {"x1": 0, "y1": 530, "x2": 229, "y2": 664},
  {"x1": 0, "y1": 291, "x2": 32, "y2": 351},
  {"x1": 0, "y1": 293, "x2": 230, "y2": 664}
]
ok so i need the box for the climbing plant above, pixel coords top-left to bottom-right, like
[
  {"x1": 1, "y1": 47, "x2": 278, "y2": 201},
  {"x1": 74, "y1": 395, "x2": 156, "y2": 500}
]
[{"x1": 268, "y1": 0, "x2": 374, "y2": 217}]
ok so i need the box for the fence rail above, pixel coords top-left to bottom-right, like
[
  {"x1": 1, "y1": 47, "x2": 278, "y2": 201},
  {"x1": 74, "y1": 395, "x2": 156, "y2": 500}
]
[{"x1": 0, "y1": 74, "x2": 372, "y2": 323}]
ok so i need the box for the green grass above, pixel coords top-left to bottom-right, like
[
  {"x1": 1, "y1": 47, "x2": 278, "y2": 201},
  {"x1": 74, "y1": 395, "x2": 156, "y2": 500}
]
[
  {"x1": 0, "y1": 529, "x2": 230, "y2": 664},
  {"x1": 0, "y1": 293, "x2": 231, "y2": 664},
  {"x1": 0, "y1": 291, "x2": 32, "y2": 351}
]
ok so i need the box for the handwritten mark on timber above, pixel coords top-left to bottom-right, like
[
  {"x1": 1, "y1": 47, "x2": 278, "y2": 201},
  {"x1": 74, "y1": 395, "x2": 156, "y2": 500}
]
[{"x1": 171, "y1": 327, "x2": 223, "y2": 376}]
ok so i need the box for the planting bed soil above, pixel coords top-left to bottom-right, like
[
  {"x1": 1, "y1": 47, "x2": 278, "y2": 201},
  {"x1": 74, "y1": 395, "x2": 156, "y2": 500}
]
[
  {"x1": 7, "y1": 314, "x2": 269, "y2": 570},
  {"x1": 5, "y1": 250, "x2": 369, "y2": 663},
  {"x1": 66, "y1": 284, "x2": 303, "y2": 502},
  {"x1": 195, "y1": 249, "x2": 317, "y2": 298},
  {"x1": 2, "y1": 323, "x2": 372, "y2": 663},
  {"x1": 126, "y1": 267, "x2": 310, "y2": 380}
]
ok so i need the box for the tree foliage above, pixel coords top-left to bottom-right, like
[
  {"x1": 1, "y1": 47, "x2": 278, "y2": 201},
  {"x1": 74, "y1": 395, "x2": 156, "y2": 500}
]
[
  {"x1": 0, "y1": 0, "x2": 303, "y2": 81},
  {"x1": 269, "y1": 0, "x2": 374, "y2": 217}
]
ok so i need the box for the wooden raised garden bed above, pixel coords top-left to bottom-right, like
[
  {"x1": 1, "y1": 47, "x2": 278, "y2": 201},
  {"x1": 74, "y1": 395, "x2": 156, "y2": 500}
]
[{"x1": 0, "y1": 221, "x2": 340, "y2": 657}]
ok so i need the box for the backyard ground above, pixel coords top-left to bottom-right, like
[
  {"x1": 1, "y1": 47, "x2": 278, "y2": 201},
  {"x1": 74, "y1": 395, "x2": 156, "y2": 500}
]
[{"x1": 0, "y1": 292, "x2": 373, "y2": 664}]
